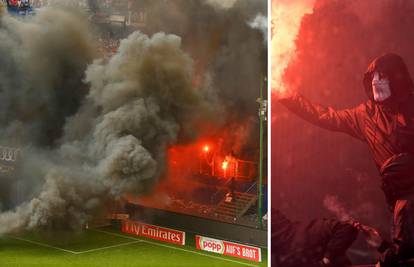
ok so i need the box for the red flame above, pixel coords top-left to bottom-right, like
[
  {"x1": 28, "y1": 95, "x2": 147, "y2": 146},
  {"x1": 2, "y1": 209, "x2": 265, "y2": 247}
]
[
  {"x1": 131, "y1": 131, "x2": 259, "y2": 212},
  {"x1": 222, "y1": 160, "x2": 228, "y2": 170},
  {"x1": 203, "y1": 145, "x2": 210, "y2": 152}
]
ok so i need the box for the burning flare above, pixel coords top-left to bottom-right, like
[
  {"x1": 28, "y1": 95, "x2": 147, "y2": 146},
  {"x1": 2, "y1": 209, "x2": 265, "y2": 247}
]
[
  {"x1": 222, "y1": 160, "x2": 228, "y2": 170},
  {"x1": 271, "y1": 0, "x2": 315, "y2": 96}
]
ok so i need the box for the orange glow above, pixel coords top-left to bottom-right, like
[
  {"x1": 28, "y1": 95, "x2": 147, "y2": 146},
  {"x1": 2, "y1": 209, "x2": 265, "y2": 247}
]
[
  {"x1": 222, "y1": 160, "x2": 228, "y2": 170},
  {"x1": 271, "y1": 0, "x2": 315, "y2": 95},
  {"x1": 203, "y1": 145, "x2": 210, "y2": 152}
]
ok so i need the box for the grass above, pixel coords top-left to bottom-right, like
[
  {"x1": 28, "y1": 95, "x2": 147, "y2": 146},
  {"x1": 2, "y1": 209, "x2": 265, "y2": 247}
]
[{"x1": 0, "y1": 226, "x2": 267, "y2": 267}]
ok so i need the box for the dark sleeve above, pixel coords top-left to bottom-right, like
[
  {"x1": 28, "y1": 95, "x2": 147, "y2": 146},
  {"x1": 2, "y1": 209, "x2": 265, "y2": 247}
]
[
  {"x1": 324, "y1": 220, "x2": 359, "y2": 260},
  {"x1": 279, "y1": 93, "x2": 366, "y2": 141}
]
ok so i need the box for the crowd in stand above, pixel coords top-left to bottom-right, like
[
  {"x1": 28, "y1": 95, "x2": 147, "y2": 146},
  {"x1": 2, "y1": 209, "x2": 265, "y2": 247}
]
[
  {"x1": 98, "y1": 37, "x2": 120, "y2": 58},
  {"x1": 4, "y1": 0, "x2": 31, "y2": 7}
]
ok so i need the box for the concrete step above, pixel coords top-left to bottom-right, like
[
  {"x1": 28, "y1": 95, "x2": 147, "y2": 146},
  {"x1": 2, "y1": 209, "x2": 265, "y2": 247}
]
[{"x1": 214, "y1": 192, "x2": 258, "y2": 220}]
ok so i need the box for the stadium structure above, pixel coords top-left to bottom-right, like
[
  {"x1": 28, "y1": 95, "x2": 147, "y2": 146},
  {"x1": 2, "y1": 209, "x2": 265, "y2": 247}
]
[{"x1": 0, "y1": 1, "x2": 268, "y2": 266}]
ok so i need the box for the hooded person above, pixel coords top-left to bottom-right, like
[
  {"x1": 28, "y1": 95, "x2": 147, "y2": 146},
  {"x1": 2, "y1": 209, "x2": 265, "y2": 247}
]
[
  {"x1": 272, "y1": 209, "x2": 358, "y2": 267},
  {"x1": 276, "y1": 53, "x2": 414, "y2": 266}
]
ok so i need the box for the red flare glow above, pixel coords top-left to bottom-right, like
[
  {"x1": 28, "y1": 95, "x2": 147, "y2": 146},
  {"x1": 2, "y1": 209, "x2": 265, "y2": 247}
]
[{"x1": 222, "y1": 160, "x2": 228, "y2": 170}]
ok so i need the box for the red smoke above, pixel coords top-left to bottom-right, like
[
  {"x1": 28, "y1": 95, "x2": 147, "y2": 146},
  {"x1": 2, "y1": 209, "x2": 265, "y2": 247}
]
[
  {"x1": 134, "y1": 124, "x2": 260, "y2": 214},
  {"x1": 272, "y1": 0, "x2": 414, "y2": 250}
]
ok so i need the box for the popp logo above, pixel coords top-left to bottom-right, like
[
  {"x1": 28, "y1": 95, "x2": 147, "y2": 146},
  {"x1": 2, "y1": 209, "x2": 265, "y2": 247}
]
[{"x1": 199, "y1": 237, "x2": 225, "y2": 254}]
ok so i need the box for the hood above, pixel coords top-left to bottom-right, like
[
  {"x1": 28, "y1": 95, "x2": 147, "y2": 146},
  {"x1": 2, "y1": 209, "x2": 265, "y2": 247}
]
[{"x1": 363, "y1": 53, "x2": 414, "y2": 104}]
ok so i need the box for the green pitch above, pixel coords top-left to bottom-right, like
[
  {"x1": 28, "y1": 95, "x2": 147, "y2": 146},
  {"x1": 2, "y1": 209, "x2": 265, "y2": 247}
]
[{"x1": 0, "y1": 226, "x2": 267, "y2": 267}]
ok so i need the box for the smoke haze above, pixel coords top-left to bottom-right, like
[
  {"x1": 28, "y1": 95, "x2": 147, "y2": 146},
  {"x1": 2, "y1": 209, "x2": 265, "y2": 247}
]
[
  {"x1": 134, "y1": 0, "x2": 267, "y2": 148},
  {"x1": 0, "y1": 0, "x2": 266, "y2": 234},
  {"x1": 0, "y1": 9, "x2": 200, "y2": 234},
  {"x1": 0, "y1": 7, "x2": 95, "y2": 147},
  {"x1": 272, "y1": 0, "x2": 414, "y2": 257}
]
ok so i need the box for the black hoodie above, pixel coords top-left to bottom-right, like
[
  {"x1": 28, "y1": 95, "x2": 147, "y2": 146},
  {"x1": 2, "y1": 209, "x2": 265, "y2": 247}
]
[{"x1": 279, "y1": 53, "x2": 414, "y2": 204}]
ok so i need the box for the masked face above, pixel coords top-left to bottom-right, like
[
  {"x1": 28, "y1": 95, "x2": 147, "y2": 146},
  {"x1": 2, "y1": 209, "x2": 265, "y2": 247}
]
[{"x1": 372, "y1": 71, "x2": 391, "y2": 102}]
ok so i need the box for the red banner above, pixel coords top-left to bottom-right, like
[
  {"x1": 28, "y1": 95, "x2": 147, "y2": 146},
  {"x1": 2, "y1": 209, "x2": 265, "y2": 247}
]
[
  {"x1": 195, "y1": 235, "x2": 261, "y2": 262},
  {"x1": 121, "y1": 220, "x2": 185, "y2": 246}
]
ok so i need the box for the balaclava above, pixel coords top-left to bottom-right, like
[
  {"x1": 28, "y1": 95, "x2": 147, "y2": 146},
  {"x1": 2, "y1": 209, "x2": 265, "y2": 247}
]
[{"x1": 372, "y1": 71, "x2": 391, "y2": 102}]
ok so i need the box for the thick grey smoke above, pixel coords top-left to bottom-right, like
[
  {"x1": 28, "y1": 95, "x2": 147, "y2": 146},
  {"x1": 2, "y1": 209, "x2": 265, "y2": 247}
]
[
  {"x1": 75, "y1": 0, "x2": 267, "y2": 159},
  {"x1": 0, "y1": 7, "x2": 95, "y2": 218},
  {"x1": 0, "y1": 8, "x2": 204, "y2": 234},
  {"x1": 125, "y1": 0, "x2": 267, "y2": 156},
  {"x1": 0, "y1": 7, "x2": 95, "y2": 147},
  {"x1": 0, "y1": 0, "x2": 266, "y2": 235}
]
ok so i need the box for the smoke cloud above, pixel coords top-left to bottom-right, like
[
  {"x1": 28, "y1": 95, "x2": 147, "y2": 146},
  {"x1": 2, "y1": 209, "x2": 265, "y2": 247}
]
[
  {"x1": 0, "y1": 0, "x2": 266, "y2": 235},
  {"x1": 272, "y1": 0, "x2": 414, "y2": 249},
  {"x1": 85, "y1": 0, "x2": 267, "y2": 160},
  {"x1": 248, "y1": 13, "x2": 267, "y2": 43},
  {"x1": 0, "y1": 7, "x2": 95, "y2": 147},
  {"x1": 204, "y1": 0, "x2": 238, "y2": 10},
  {"x1": 271, "y1": 0, "x2": 315, "y2": 95},
  {"x1": 0, "y1": 7, "x2": 206, "y2": 234},
  {"x1": 130, "y1": 0, "x2": 267, "y2": 157}
]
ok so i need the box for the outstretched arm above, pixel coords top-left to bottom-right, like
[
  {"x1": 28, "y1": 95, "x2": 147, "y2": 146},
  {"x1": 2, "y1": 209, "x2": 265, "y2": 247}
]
[{"x1": 279, "y1": 93, "x2": 365, "y2": 141}]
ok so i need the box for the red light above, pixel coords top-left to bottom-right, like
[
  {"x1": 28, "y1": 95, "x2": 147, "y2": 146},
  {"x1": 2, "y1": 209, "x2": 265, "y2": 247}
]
[
  {"x1": 222, "y1": 160, "x2": 228, "y2": 170},
  {"x1": 203, "y1": 145, "x2": 210, "y2": 152}
]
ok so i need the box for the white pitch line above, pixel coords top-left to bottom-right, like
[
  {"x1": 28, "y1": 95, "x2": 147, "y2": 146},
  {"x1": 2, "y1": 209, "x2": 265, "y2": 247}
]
[
  {"x1": 91, "y1": 229, "x2": 259, "y2": 267},
  {"x1": 9, "y1": 236, "x2": 77, "y2": 254},
  {"x1": 75, "y1": 240, "x2": 141, "y2": 254},
  {"x1": 10, "y1": 235, "x2": 141, "y2": 255}
]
